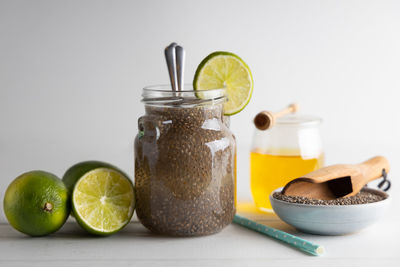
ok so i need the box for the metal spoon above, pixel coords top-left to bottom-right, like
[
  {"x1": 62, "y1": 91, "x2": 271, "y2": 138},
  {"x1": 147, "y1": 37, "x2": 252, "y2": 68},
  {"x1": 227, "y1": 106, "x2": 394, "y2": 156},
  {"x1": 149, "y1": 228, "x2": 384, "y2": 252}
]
[
  {"x1": 175, "y1": 45, "x2": 185, "y2": 91},
  {"x1": 164, "y1": 42, "x2": 178, "y2": 91}
]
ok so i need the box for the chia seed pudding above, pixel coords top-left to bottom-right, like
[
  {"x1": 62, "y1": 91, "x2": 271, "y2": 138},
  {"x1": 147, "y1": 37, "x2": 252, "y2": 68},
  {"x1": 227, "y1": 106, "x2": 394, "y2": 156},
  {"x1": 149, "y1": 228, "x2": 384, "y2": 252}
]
[
  {"x1": 135, "y1": 87, "x2": 236, "y2": 236},
  {"x1": 273, "y1": 189, "x2": 386, "y2": 205}
]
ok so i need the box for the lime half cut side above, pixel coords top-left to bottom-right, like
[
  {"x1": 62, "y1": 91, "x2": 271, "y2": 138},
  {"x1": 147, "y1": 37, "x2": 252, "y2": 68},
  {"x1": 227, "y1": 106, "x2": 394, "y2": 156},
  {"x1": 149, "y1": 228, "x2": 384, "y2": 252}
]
[
  {"x1": 72, "y1": 168, "x2": 135, "y2": 236},
  {"x1": 193, "y1": 51, "x2": 253, "y2": 115}
]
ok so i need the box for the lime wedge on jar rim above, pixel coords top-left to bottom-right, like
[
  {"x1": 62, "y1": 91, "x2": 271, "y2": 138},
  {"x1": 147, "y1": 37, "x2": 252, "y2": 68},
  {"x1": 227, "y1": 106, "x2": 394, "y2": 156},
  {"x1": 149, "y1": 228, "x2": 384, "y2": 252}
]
[
  {"x1": 72, "y1": 168, "x2": 135, "y2": 236},
  {"x1": 193, "y1": 51, "x2": 253, "y2": 115}
]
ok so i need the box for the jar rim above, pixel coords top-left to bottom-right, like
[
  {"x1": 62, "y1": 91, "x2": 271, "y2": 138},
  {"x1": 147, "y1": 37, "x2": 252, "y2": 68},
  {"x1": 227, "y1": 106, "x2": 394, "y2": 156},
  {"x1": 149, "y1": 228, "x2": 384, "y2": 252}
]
[
  {"x1": 143, "y1": 84, "x2": 224, "y2": 93},
  {"x1": 275, "y1": 114, "x2": 322, "y2": 126},
  {"x1": 142, "y1": 84, "x2": 226, "y2": 106}
]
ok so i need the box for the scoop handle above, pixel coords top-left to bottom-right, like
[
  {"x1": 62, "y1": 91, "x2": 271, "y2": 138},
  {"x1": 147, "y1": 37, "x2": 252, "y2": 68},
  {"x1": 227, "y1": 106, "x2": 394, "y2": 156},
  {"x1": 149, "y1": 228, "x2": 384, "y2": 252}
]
[{"x1": 358, "y1": 156, "x2": 390, "y2": 183}]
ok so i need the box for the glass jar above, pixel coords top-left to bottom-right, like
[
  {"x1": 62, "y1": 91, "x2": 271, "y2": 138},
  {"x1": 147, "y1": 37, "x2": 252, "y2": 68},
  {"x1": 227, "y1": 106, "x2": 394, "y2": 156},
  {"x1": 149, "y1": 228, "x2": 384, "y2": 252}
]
[
  {"x1": 250, "y1": 115, "x2": 324, "y2": 212},
  {"x1": 134, "y1": 85, "x2": 236, "y2": 236}
]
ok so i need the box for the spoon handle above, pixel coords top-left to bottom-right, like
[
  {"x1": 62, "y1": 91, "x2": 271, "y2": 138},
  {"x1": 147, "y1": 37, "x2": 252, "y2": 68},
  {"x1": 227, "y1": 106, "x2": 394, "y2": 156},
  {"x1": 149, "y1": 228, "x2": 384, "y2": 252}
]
[
  {"x1": 175, "y1": 45, "x2": 185, "y2": 91},
  {"x1": 165, "y1": 43, "x2": 178, "y2": 91}
]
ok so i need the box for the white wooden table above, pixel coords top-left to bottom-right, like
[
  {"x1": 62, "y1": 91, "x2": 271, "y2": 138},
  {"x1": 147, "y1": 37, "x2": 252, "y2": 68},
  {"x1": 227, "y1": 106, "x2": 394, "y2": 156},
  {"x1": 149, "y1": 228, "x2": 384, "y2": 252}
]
[{"x1": 1, "y1": 198, "x2": 399, "y2": 267}]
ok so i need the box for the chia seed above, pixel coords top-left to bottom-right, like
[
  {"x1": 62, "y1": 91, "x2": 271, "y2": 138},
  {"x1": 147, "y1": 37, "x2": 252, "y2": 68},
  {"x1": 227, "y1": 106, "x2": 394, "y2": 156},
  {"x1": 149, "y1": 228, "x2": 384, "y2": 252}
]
[
  {"x1": 273, "y1": 189, "x2": 386, "y2": 205},
  {"x1": 135, "y1": 104, "x2": 236, "y2": 236}
]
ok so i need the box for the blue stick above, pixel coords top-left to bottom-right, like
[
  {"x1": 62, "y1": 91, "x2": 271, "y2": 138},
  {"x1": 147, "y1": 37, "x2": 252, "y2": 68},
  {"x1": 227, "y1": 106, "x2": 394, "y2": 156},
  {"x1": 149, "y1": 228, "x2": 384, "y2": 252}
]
[{"x1": 233, "y1": 215, "x2": 325, "y2": 256}]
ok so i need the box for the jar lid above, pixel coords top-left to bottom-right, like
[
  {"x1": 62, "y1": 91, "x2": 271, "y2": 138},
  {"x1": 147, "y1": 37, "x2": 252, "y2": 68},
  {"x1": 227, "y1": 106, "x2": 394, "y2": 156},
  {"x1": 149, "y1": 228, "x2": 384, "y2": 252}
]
[{"x1": 276, "y1": 114, "x2": 322, "y2": 126}]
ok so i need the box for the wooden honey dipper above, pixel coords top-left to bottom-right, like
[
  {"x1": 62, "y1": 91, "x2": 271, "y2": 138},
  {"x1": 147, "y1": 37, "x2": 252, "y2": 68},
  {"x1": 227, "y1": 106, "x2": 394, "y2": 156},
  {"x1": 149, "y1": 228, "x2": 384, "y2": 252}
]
[{"x1": 254, "y1": 103, "x2": 299, "y2": 130}]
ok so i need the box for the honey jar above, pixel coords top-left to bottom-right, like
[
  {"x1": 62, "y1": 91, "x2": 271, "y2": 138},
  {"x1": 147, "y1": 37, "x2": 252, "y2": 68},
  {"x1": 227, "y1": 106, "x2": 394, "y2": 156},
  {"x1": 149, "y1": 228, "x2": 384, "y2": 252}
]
[{"x1": 250, "y1": 114, "x2": 324, "y2": 211}]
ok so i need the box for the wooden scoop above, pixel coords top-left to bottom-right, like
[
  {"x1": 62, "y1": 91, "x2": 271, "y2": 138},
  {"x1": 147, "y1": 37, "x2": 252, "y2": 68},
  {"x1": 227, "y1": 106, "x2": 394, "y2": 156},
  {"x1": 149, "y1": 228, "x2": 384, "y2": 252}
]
[
  {"x1": 282, "y1": 156, "x2": 390, "y2": 200},
  {"x1": 254, "y1": 103, "x2": 299, "y2": 130}
]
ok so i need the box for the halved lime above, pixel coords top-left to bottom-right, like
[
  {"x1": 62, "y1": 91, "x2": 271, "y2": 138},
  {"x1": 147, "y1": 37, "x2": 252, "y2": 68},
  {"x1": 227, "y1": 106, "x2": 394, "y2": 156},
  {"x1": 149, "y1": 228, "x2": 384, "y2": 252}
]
[
  {"x1": 193, "y1": 51, "x2": 253, "y2": 115},
  {"x1": 63, "y1": 161, "x2": 124, "y2": 196},
  {"x1": 72, "y1": 168, "x2": 135, "y2": 236}
]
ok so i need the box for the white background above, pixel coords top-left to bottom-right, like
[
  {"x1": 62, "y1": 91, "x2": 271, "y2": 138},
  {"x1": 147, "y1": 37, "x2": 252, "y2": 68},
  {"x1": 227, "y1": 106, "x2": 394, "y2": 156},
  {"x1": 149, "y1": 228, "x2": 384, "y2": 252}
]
[{"x1": 1, "y1": 0, "x2": 400, "y2": 222}]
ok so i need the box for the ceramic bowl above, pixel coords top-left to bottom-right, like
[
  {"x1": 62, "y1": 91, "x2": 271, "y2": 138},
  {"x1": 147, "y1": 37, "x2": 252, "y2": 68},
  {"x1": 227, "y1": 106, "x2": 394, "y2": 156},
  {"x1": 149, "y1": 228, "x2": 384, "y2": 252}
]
[{"x1": 270, "y1": 187, "x2": 390, "y2": 235}]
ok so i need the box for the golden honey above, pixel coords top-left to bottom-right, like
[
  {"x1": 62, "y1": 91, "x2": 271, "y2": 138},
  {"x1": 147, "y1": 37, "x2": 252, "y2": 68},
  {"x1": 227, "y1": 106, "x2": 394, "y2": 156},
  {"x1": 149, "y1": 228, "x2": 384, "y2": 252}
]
[{"x1": 250, "y1": 151, "x2": 324, "y2": 211}]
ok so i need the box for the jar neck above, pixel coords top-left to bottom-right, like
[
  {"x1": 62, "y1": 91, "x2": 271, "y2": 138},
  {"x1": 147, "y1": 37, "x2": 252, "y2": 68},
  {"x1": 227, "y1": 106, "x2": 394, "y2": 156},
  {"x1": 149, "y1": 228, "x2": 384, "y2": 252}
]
[
  {"x1": 142, "y1": 85, "x2": 226, "y2": 121},
  {"x1": 273, "y1": 123, "x2": 321, "y2": 131},
  {"x1": 141, "y1": 85, "x2": 225, "y2": 107},
  {"x1": 274, "y1": 114, "x2": 322, "y2": 129},
  {"x1": 144, "y1": 103, "x2": 224, "y2": 121}
]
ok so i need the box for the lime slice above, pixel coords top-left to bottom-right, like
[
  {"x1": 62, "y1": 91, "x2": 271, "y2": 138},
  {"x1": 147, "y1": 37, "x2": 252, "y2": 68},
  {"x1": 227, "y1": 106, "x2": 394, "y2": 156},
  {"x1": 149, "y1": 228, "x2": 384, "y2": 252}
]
[
  {"x1": 193, "y1": 51, "x2": 253, "y2": 115},
  {"x1": 72, "y1": 168, "x2": 135, "y2": 236}
]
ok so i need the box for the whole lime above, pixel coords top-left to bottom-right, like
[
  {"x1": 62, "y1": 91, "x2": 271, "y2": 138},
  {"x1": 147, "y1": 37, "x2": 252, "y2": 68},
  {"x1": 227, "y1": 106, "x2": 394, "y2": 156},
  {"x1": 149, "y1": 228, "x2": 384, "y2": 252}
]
[
  {"x1": 3, "y1": 171, "x2": 70, "y2": 236},
  {"x1": 62, "y1": 161, "x2": 125, "y2": 195}
]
